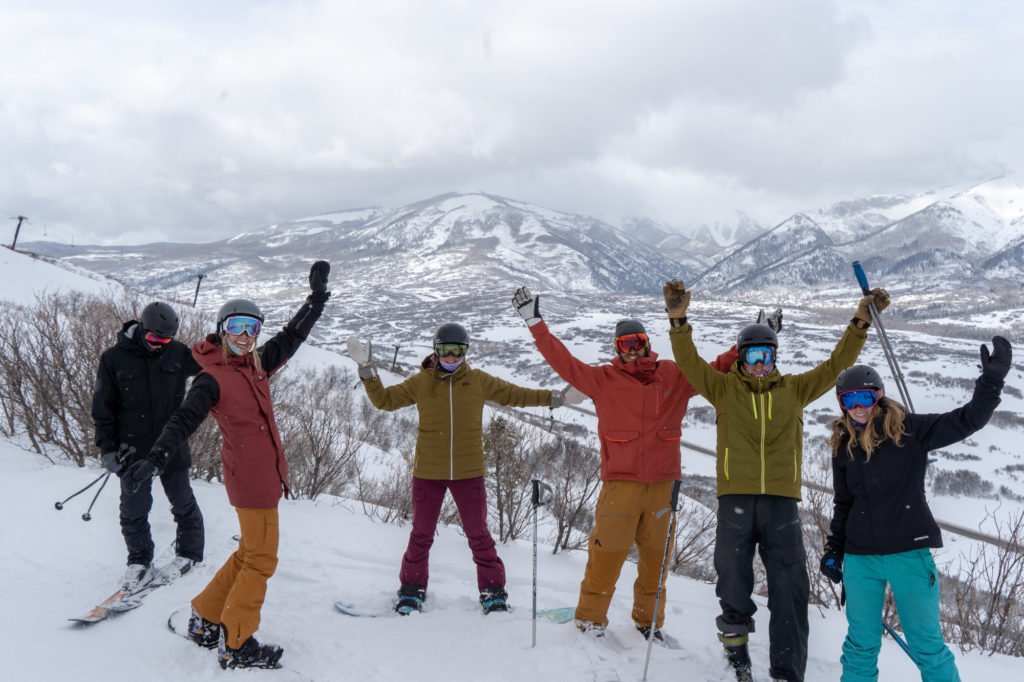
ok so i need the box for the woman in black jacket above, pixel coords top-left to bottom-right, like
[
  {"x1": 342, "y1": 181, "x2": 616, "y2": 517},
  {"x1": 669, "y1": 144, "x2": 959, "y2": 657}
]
[{"x1": 821, "y1": 336, "x2": 1011, "y2": 682}]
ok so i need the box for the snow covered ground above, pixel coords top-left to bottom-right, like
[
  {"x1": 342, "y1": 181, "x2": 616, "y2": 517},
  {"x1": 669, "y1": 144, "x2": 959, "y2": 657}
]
[{"x1": 7, "y1": 440, "x2": 1024, "y2": 682}]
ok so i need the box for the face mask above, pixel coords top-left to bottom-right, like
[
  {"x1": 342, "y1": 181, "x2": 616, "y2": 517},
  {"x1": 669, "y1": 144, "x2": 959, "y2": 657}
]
[
  {"x1": 439, "y1": 358, "x2": 463, "y2": 372},
  {"x1": 225, "y1": 335, "x2": 250, "y2": 356}
]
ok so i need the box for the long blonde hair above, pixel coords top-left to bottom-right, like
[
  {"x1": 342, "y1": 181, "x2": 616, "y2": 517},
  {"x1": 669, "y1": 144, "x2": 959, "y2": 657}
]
[
  {"x1": 829, "y1": 397, "x2": 907, "y2": 461},
  {"x1": 220, "y1": 333, "x2": 265, "y2": 377}
]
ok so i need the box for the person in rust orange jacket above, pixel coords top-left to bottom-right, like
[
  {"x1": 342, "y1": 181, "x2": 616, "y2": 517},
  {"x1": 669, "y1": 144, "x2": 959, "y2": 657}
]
[{"x1": 512, "y1": 286, "x2": 740, "y2": 641}]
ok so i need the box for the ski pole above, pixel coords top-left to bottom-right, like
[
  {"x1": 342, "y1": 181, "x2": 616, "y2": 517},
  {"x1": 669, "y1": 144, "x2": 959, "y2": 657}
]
[
  {"x1": 54, "y1": 471, "x2": 110, "y2": 516},
  {"x1": 642, "y1": 479, "x2": 681, "y2": 681},
  {"x1": 531, "y1": 478, "x2": 553, "y2": 648},
  {"x1": 852, "y1": 262, "x2": 915, "y2": 412},
  {"x1": 882, "y1": 620, "x2": 920, "y2": 666},
  {"x1": 80, "y1": 471, "x2": 113, "y2": 521}
]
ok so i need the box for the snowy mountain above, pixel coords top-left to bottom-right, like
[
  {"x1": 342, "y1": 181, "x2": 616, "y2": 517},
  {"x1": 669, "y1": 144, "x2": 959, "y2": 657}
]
[{"x1": 694, "y1": 175, "x2": 1024, "y2": 306}]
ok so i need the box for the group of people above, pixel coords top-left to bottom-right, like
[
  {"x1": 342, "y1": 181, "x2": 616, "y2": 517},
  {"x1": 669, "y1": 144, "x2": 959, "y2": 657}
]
[{"x1": 91, "y1": 262, "x2": 1012, "y2": 681}]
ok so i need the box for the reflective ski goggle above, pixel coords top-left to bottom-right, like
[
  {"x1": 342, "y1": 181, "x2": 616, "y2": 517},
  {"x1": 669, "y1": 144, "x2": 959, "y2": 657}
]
[
  {"x1": 222, "y1": 315, "x2": 262, "y2": 337},
  {"x1": 144, "y1": 331, "x2": 172, "y2": 345},
  {"x1": 838, "y1": 389, "x2": 879, "y2": 411},
  {"x1": 615, "y1": 333, "x2": 649, "y2": 353},
  {"x1": 743, "y1": 346, "x2": 775, "y2": 366},
  {"x1": 434, "y1": 343, "x2": 468, "y2": 358}
]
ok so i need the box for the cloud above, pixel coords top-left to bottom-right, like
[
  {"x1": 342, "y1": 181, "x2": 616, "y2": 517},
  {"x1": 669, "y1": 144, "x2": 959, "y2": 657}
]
[{"x1": 0, "y1": 0, "x2": 1021, "y2": 245}]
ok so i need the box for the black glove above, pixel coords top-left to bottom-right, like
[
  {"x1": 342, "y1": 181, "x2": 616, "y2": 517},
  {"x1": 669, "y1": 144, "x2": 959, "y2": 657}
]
[
  {"x1": 820, "y1": 548, "x2": 843, "y2": 584},
  {"x1": 980, "y1": 335, "x2": 1012, "y2": 381},
  {"x1": 100, "y1": 443, "x2": 135, "y2": 474},
  {"x1": 309, "y1": 260, "x2": 331, "y2": 298},
  {"x1": 123, "y1": 459, "x2": 156, "y2": 494}
]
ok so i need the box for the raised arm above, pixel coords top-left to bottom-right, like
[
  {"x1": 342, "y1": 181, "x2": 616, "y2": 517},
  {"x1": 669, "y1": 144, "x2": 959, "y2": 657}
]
[{"x1": 260, "y1": 261, "x2": 331, "y2": 374}]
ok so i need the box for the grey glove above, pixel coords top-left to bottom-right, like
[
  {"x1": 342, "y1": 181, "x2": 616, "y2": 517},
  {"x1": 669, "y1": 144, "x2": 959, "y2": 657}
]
[
  {"x1": 512, "y1": 286, "x2": 542, "y2": 327},
  {"x1": 346, "y1": 335, "x2": 377, "y2": 380},
  {"x1": 550, "y1": 385, "x2": 587, "y2": 409},
  {"x1": 100, "y1": 443, "x2": 135, "y2": 474},
  {"x1": 757, "y1": 308, "x2": 783, "y2": 333}
]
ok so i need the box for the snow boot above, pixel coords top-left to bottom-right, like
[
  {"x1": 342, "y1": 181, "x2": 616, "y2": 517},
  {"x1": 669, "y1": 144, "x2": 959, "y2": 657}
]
[
  {"x1": 719, "y1": 633, "x2": 753, "y2": 681},
  {"x1": 395, "y1": 583, "x2": 426, "y2": 615},
  {"x1": 217, "y1": 626, "x2": 283, "y2": 670},
  {"x1": 187, "y1": 607, "x2": 219, "y2": 649},
  {"x1": 637, "y1": 624, "x2": 666, "y2": 645},
  {"x1": 575, "y1": 619, "x2": 607, "y2": 639},
  {"x1": 166, "y1": 555, "x2": 198, "y2": 579},
  {"x1": 119, "y1": 563, "x2": 152, "y2": 593},
  {"x1": 479, "y1": 586, "x2": 509, "y2": 614}
]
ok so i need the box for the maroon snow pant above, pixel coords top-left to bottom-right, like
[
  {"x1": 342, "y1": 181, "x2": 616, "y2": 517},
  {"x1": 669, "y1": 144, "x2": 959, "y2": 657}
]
[{"x1": 399, "y1": 476, "x2": 505, "y2": 591}]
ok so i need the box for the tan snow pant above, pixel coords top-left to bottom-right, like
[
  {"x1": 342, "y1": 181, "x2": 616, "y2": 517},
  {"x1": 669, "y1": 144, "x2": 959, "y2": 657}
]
[
  {"x1": 192, "y1": 507, "x2": 279, "y2": 648},
  {"x1": 574, "y1": 480, "x2": 676, "y2": 629}
]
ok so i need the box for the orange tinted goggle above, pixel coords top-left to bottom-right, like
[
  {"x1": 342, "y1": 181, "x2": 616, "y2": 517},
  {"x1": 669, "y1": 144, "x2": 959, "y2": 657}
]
[
  {"x1": 615, "y1": 333, "x2": 649, "y2": 353},
  {"x1": 144, "y1": 331, "x2": 172, "y2": 345}
]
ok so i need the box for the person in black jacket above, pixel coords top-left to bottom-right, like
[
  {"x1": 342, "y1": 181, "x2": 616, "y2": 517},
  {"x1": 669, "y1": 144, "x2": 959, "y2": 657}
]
[
  {"x1": 821, "y1": 336, "x2": 1011, "y2": 682},
  {"x1": 91, "y1": 301, "x2": 204, "y2": 592}
]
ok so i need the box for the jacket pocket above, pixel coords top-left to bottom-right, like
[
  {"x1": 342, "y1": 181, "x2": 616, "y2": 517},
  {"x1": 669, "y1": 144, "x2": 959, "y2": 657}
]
[
  {"x1": 603, "y1": 431, "x2": 640, "y2": 476},
  {"x1": 656, "y1": 427, "x2": 681, "y2": 442}
]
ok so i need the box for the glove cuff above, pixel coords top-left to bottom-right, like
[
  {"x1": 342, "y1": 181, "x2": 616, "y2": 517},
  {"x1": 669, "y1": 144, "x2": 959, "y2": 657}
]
[{"x1": 357, "y1": 365, "x2": 377, "y2": 380}]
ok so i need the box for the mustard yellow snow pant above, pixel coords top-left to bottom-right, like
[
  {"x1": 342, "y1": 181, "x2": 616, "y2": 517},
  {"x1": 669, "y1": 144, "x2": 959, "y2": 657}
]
[
  {"x1": 575, "y1": 480, "x2": 676, "y2": 628},
  {"x1": 192, "y1": 507, "x2": 279, "y2": 648}
]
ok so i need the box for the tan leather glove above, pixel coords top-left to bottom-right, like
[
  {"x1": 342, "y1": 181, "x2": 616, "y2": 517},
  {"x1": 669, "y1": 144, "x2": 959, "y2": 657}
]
[
  {"x1": 855, "y1": 287, "x2": 891, "y2": 323},
  {"x1": 663, "y1": 280, "x2": 691, "y2": 320}
]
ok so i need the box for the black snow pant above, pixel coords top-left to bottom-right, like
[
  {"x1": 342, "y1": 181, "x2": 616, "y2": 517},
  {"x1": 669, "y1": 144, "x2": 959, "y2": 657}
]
[
  {"x1": 714, "y1": 494, "x2": 808, "y2": 682},
  {"x1": 119, "y1": 466, "x2": 204, "y2": 565}
]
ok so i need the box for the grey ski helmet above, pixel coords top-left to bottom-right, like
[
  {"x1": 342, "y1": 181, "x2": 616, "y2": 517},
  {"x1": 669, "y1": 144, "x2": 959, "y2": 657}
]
[
  {"x1": 433, "y1": 322, "x2": 469, "y2": 347},
  {"x1": 140, "y1": 301, "x2": 179, "y2": 339},
  {"x1": 836, "y1": 365, "x2": 884, "y2": 395},
  {"x1": 736, "y1": 323, "x2": 778, "y2": 352},
  {"x1": 217, "y1": 299, "x2": 264, "y2": 334},
  {"x1": 614, "y1": 319, "x2": 647, "y2": 339}
]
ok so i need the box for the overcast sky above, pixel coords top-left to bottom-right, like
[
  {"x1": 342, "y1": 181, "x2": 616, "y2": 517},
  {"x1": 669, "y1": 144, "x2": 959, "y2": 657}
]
[{"x1": 2, "y1": 0, "x2": 1022, "y2": 246}]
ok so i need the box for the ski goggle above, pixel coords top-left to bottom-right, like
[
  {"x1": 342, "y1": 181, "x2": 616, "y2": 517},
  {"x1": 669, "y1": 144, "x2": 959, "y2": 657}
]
[
  {"x1": 743, "y1": 346, "x2": 775, "y2": 366},
  {"x1": 434, "y1": 343, "x2": 468, "y2": 358},
  {"x1": 144, "y1": 331, "x2": 172, "y2": 345},
  {"x1": 222, "y1": 315, "x2": 262, "y2": 337},
  {"x1": 615, "y1": 333, "x2": 649, "y2": 353},
  {"x1": 838, "y1": 389, "x2": 880, "y2": 411}
]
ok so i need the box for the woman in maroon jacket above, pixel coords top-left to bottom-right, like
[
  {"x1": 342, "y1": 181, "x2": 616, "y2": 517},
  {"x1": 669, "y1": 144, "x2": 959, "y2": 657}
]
[
  {"x1": 512, "y1": 286, "x2": 739, "y2": 640},
  {"x1": 124, "y1": 261, "x2": 330, "y2": 670}
]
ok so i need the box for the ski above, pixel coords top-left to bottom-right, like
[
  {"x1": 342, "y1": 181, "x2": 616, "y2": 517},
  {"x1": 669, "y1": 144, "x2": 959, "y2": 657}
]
[{"x1": 70, "y1": 554, "x2": 194, "y2": 625}]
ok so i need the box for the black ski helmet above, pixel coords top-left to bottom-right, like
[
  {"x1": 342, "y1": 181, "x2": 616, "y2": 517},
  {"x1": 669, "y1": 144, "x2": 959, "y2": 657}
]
[
  {"x1": 736, "y1": 323, "x2": 778, "y2": 352},
  {"x1": 217, "y1": 299, "x2": 264, "y2": 334},
  {"x1": 433, "y1": 322, "x2": 469, "y2": 347},
  {"x1": 140, "y1": 302, "x2": 180, "y2": 339},
  {"x1": 836, "y1": 365, "x2": 884, "y2": 395}
]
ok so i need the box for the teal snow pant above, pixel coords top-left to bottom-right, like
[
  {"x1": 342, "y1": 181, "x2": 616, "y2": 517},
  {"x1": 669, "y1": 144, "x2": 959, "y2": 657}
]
[{"x1": 840, "y1": 550, "x2": 960, "y2": 682}]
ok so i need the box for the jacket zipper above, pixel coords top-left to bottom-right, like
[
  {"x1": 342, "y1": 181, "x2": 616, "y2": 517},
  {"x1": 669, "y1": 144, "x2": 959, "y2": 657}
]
[
  {"x1": 448, "y1": 378, "x2": 454, "y2": 480},
  {"x1": 759, "y1": 381, "x2": 767, "y2": 494}
]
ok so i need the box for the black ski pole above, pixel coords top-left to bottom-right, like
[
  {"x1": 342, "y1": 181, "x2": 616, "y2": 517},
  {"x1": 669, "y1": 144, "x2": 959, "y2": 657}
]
[
  {"x1": 531, "y1": 478, "x2": 553, "y2": 648},
  {"x1": 852, "y1": 262, "x2": 915, "y2": 412},
  {"x1": 54, "y1": 471, "x2": 109, "y2": 513},
  {"x1": 642, "y1": 479, "x2": 681, "y2": 681},
  {"x1": 80, "y1": 471, "x2": 113, "y2": 521}
]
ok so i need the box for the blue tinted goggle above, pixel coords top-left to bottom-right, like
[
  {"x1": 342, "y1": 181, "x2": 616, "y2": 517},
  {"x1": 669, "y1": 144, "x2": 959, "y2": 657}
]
[
  {"x1": 223, "y1": 315, "x2": 262, "y2": 337},
  {"x1": 743, "y1": 346, "x2": 774, "y2": 366},
  {"x1": 838, "y1": 389, "x2": 879, "y2": 411}
]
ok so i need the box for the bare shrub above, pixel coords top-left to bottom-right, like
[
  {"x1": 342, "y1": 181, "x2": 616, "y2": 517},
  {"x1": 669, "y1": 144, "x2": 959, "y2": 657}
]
[
  {"x1": 669, "y1": 500, "x2": 717, "y2": 582},
  {"x1": 484, "y1": 415, "x2": 550, "y2": 542},
  {"x1": 536, "y1": 434, "x2": 602, "y2": 553},
  {"x1": 932, "y1": 469, "x2": 997, "y2": 499}
]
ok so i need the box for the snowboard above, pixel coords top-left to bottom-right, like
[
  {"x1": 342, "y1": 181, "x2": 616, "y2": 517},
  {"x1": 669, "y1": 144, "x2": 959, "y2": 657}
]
[{"x1": 334, "y1": 600, "x2": 404, "y2": 618}]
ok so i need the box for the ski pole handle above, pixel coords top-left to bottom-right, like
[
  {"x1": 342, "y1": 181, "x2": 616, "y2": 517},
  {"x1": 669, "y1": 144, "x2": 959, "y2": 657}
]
[
  {"x1": 852, "y1": 261, "x2": 871, "y2": 296},
  {"x1": 531, "y1": 479, "x2": 553, "y2": 508}
]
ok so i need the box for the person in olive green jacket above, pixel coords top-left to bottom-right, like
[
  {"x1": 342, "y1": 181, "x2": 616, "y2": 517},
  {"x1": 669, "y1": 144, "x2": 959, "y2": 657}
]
[
  {"x1": 347, "y1": 322, "x2": 571, "y2": 615},
  {"x1": 661, "y1": 280, "x2": 889, "y2": 682}
]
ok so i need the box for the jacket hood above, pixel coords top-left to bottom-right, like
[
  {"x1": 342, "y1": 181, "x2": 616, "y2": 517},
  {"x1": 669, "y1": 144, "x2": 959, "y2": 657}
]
[
  {"x1": 611, "y1": 351, "x2": 659, "y2": 382},
  {"x1": 117, "y1": 320, "x2": 162, "y2": 357},
  {"x1": 733, "y1": 361, "x2": 782, "y2": 392}
]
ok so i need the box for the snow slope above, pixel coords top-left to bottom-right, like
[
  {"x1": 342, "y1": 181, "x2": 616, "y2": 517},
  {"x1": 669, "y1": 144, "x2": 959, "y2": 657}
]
[{"x1": 8, "y1": 441, "x2": 1024, "y2": 682}]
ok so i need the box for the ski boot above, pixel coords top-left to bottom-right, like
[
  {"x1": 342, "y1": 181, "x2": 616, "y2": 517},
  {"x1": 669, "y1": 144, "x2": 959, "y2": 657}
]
[
  {"x1": 637, "y1": 624, "x2": 666, "y2": 645},
  {"x1": 187, "y1": 607, "x2": 219, "y2": 649},
  {"x1": 395, "y1": 583, "x2": 426, "y2": 615},
  {"x1": 719, "y1": 633, "x2": 753, "y2": 681},
  {"x1": 217, "y1": 626, "x2": 283, "y2": 670},
  {"x1": 479, "y1": 586, "x2": 509, "y2": 614},
  {"x1": 119, "y1": 563, "x2": 152, "y2": 593}
]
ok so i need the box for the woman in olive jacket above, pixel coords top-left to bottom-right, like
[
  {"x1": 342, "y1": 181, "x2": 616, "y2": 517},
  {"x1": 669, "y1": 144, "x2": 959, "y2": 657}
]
[
  {"x1": 822, "y1": 336, "x2": 1011, "y2": 682},
  {"x1": 349, "y1": 322, "x2": 564, "y2": 615}
]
